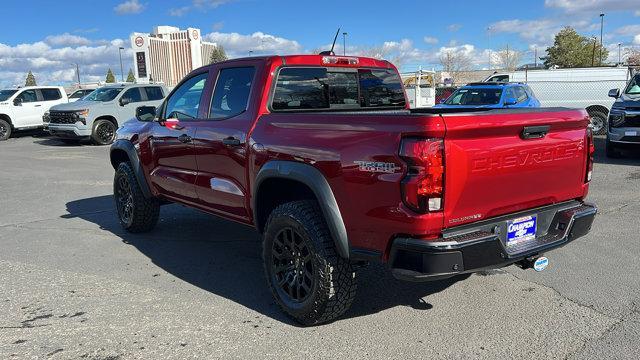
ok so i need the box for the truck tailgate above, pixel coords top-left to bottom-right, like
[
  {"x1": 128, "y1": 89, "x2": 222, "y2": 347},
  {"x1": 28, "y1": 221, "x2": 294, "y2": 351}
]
[{"x1": 441, "y1": 109, "x2": 590, "y2": 228}]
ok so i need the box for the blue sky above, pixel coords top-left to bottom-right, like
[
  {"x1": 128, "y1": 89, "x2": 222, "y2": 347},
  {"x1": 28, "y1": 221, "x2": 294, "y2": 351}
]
[{"x1": 1, "y1": 0, "x2": 639, "y2": 86}]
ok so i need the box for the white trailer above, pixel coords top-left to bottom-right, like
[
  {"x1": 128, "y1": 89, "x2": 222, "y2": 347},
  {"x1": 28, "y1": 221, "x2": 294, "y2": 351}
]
[
  {"x1": 484, "y1": 67, "x2": 634, "y2": 134},
  {"x1": 402, "y1": 70, "x2": 436, "y2": 108}
]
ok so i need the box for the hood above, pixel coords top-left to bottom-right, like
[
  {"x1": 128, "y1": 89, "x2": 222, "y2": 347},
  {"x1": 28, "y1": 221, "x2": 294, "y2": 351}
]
[
  {"x1": 613, "y1": 93, "x2": 640, "y2": 109},
  {"x1": 49, "y1": 100, "x2": 111, "y2": 111}
]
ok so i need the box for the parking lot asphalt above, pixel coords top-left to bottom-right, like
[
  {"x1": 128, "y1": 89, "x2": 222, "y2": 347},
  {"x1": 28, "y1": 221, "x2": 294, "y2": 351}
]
[{"x1": 1, "y1": 132, "x2": 639, "y2": 359}]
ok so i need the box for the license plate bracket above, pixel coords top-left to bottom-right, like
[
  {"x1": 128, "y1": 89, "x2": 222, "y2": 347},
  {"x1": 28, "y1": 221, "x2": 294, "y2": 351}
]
[{"x1": 506, "y1": 215, "x2": 537, "y2": 247}]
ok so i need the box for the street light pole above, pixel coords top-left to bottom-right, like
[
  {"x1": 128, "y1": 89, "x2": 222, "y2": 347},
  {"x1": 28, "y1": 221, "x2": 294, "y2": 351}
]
[
  {"x1": 599, "y1": 13, "x2": 605, "y2": 66},
  {"x1": 342, "y1": 32, "x2": 347, "y2": 56},
  {"x1": 618, "y1": 43, "x2": 622, "y2": 65},
  {"x1": 72, "y1": 63, "x2": 80, "y2": 86},
  {"x1": 118, "y1": 47, "x2": 125, "y2": 82}
]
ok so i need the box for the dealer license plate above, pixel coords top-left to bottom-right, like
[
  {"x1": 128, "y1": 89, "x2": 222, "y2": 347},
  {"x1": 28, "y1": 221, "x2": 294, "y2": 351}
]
[{"x1": 506, "y1": 215, "x2": 537, "y2": 246}]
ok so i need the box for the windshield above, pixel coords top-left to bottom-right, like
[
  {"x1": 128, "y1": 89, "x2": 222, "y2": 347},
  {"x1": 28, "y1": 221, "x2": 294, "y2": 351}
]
[
  {"x1": 0, "y1": 90, "x2": 18, "y2": 102},
  {"x1": 445, "y1": 87, "x2": 503, "y2": 105},
  {"x1": 70, "y1": 90, "x2": 92, "y2": 99},
  {"x1": 624, "y1": 75, "x2": 640, "y2": 95},
  {"x1": 83, "y1": 87, "x2": 123, "y2": 102}
]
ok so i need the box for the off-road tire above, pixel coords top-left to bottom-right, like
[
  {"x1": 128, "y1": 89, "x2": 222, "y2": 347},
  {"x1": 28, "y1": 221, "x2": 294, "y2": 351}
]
[
  {"x1": 588, "y1": 110, "x2": 607, "y2": 135},
  {"x1": 263, "y1": 200, "x2": 357, "y2": 326},
  {"x1": 92, "y1": 119, "x2": 117, "y2": 145},
  {"x1": 605, "y1": 137, "x2": 622, "y2": 158},
  {"x1": 113, "y1": 162, "x2": 160, "y2": 233},
  {"x1": 0, "y1": 119, "x2": 11, "y2": 141}
]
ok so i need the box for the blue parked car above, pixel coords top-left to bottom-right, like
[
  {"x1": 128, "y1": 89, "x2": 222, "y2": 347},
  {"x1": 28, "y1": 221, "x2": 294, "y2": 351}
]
[{"x1": 434, "y1": 82, "x2": 541, "y2": 108}]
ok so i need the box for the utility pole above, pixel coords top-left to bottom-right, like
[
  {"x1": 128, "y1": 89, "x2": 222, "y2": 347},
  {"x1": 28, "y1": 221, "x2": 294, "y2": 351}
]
[
  {"x1": 118, "y1": 47, "x2": 125, "y2": 82},
  {"x1": 591, "y1": 37, "x2": 597, "y2": 67},
  {"x1": 534, "y1": 46, "x2": 537, "y2": 67},
  {"x1": 342, "y1": 32, "x2": 347, "y2": 56},
  {"x1": 72, "y1": 63, "x2": 80, "y2": 86},
  {"x1": 599, "y1": 13, "x2": 605, "y2": 66},
  {"x1": 618, "y1": 43, "x2": 622, "y2": 65}
]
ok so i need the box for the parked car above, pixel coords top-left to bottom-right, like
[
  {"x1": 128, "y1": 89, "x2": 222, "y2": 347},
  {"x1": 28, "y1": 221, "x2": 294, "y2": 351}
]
[
  {"x1": 434, "y1": 82, "x2": 540, "y2": 108},
  {"x1": 46, "y1": 84, "x2": 167, "y2": 145},
  {"x1": 67, "y1": 89, "x2": 95, "y2": 102},
  {"x1": 0, "y1": 86, "x2": 68, "y2": 141},
  {"x1": 606, "y1": 73, "x2": 640, "y2": 157},
  {"x1": 484, "y1": 67, "x2": 632, "y2": 134},
  {"x1": 109, "y1": 54, "x2": 597, "y2": 325}
]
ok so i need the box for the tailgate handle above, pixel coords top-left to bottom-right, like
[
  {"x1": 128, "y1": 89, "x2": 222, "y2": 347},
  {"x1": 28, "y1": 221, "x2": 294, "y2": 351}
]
[{"x1": 521, "y1": 125, "x2": 550, "y2": 139}]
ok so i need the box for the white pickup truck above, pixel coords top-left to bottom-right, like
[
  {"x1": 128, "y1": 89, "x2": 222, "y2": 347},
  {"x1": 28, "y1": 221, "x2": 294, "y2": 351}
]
[{"x1": 0, "y1": 86, "x2": 69, "y2": 141}]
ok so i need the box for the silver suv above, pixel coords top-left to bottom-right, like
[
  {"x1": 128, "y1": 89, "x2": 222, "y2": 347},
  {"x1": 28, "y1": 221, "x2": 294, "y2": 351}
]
[{"x1": 46, "y1": 84, "x2": 167, "y2": 145}]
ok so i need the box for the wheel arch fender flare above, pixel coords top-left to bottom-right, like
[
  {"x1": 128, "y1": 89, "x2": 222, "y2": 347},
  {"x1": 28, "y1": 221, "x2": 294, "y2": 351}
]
[
  {"x1": 253, "y1": 161, "x2": 350, "y2": 259},
  {"x1": 110, "y1": 139, "x2": 152, "y2": 198}
]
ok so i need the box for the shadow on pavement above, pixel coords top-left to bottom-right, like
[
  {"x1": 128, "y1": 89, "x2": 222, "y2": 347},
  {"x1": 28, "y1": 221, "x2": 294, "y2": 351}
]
[
  {"x1": 64, "y1": 195, "x2": 462, "y2": 325},
  {"x1": 593, "y1": 136, "x2": 640, "y2": 166}
]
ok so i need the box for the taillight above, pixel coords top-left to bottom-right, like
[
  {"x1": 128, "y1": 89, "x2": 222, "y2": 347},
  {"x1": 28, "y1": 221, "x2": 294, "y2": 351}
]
[
  {"x1": 585, "y1": 128, "x2": 594, "y2": 182},
  {"x1": 399, "y1": 138, "x2": 444, "y2": 213}
]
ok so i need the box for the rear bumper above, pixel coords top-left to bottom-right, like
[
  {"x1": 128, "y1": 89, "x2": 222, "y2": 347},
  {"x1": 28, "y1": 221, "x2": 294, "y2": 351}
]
[{"x1": 389, "y1": 201, "x2": 597, "y2": 281}]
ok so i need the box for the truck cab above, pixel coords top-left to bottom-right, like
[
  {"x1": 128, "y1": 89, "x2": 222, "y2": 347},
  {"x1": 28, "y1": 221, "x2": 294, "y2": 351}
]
[
  {"x1": 0, "y1": 86, "x2": 68, "y2": 141},
  {"x1": 605, "y1": 73, "x2": 640, "y2": 157}
]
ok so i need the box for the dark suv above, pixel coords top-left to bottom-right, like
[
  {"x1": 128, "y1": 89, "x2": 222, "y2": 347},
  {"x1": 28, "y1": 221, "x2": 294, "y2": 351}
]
[{"x1": 606, "y1": 73, "x2": 640, "y2": 157}]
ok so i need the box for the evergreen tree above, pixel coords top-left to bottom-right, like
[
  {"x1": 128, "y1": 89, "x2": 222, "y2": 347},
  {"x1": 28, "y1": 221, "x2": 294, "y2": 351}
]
[
  {"x1": 126, "y1": 68, "x2": 136, "y2": 83},
  {"x1": 209, "y1": 45, "x2": 228, "y2": 64},
  {"x1": 25, "y1": 71, "x2": 37, "y2": 86},
  {"x1": 105, "y1": 68, "x2": 116, "y2": 83},
  {"x1": 545, "y1": 27, "x2": 609, "y2": 68}
]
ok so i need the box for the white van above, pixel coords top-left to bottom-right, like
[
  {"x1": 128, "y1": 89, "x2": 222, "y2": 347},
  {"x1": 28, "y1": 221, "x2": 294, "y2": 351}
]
[{"x1": 484, "y1": 67, "x2": 633, "y2": 134}]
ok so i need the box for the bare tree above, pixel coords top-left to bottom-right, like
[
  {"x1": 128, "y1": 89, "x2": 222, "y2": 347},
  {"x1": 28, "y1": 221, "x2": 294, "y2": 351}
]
[
  {"x1": 359, "y1": 46, "x2": 405, "y2": 68},
  {"x1": 626, "y1": 48, "x2": 640, "y2": 66},
  {"x1": 494, "y1": 45, "x2": 522, "y2": 70},
  {"x1": 439, "y1": 50, "x2": 472, "y2": 84}
]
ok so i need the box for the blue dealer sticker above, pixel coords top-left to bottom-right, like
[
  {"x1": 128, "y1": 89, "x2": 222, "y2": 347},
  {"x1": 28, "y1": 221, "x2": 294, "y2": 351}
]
[{"x1": 506, "y1": 215, "x2": 537, "y2": 246}]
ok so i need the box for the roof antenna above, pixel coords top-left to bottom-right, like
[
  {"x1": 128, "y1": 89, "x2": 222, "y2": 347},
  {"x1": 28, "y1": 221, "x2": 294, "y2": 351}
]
[{"x1": 319, "y1": 27, "x2": 340, "y2": 55}]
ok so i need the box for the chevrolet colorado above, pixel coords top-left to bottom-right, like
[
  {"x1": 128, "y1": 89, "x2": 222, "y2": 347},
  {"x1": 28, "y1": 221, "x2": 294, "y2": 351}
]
[{"x1": 110, "y1": 54, "x2": 597, "y2": 325}]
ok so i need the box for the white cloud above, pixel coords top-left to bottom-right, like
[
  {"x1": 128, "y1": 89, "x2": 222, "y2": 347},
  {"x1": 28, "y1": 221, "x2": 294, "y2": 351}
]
[
  {"x1": 423, "y1": 36, "x2": 438, "y2": 45},
  {"x1": 169, "y1": 0, "x2": 232, "y2": 16},
  {"x1": 489, "y1": 19, "x2": 558, "y2": 44},
  {"x1": 203, "y1": 31, "x2": 302, "y2": 57},
  {"x1": 0, "y1": 39, "x2": 132, "y2": 87},
  {"x1": 447, "y1": 24, "x2": 462, "y2": 32},
  {"x1": 545, "y1": 0, "x2": 640, "y2": 13},
  {"x1": 168, "y1": 6, "x2": 190, "y2": 16},
  {"x1": 212, "y1": 21, "x2": 225, "y2": 31},
  {"x1": 114, "y1": 0, "x2": 144, "y2": 15},
  {"x1": 45, "y1": 33, "x2": 92, "y2": 47},
  {"x1": 635, "y1": 35, "x2": 640, "y2": 45}
]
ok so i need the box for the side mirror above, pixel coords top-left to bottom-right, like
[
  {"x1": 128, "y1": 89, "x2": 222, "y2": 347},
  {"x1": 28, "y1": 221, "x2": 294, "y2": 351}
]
[
  {"x1": 135, "y1": 106, "x2": 156, "y2": 122},
  {"x1": 120, "y1": 97, "x2": 131, "y2": 106},
  {"x1": 608, "y1": 88, "x2": 620, "y2": 98},
  {"x1": 504, "y1": 97, "x2": 518, "y2": 106},
  {"x1": 13, "y1": 98, "x2": 22, "y2": 106}
]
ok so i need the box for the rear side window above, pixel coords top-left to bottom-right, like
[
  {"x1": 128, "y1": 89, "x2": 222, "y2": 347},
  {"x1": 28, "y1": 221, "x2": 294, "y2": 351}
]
[
  {"x1": 121, "y1": 88, "x2": 142, "y2": 103},
  {"x1": 144, "y1": 87, "x2": 164, "y2": 101},
  {"x1": 209, "y1": 67, "x2": 255, "y2": 120},
  {"x1": 271, "y1": 67, "x2": 405, "y2": 111},
  {"x1": 41, "y1": 88, "x2": 62, "y2": 101},
  {"x1": 514, "y1": 87, "x2": 528, "y2": 103}
]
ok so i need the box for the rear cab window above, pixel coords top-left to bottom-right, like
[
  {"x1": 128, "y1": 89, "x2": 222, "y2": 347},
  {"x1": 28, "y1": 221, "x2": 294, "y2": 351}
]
[
  {"x1": 40, "y1": 88, "x2": 62, "y2": 101},
  {"x1": 271, "y1": 67, "x2": 405, "y2": 111}
]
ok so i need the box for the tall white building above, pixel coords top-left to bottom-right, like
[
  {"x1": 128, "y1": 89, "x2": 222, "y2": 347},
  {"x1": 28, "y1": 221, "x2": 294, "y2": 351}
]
[{"x1": 130, "y1": 26, "x2": 217, "y2": 87}]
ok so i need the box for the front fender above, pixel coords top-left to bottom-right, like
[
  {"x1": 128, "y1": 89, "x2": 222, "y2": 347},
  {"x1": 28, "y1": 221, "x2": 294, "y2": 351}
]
[{"x1": 110, "y1": 139, "x2": 152, "y2": 198}]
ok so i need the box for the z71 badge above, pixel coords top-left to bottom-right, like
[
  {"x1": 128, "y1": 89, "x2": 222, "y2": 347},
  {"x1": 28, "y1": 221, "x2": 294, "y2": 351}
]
[{"x1": 354, "y1": 161, "x2": 401, "y2": 174}]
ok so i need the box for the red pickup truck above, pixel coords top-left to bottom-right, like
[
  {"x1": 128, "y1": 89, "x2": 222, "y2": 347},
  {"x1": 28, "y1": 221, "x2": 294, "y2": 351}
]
[{"x1": 110, "y1": 54, "x2": 597, "y2": 325}]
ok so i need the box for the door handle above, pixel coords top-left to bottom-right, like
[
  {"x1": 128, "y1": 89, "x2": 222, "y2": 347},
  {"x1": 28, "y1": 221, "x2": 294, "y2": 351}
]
[
  {"x1": 222, "y1": 137, "x2": 242, "y2": 146},
  {"x1": 521, "y1": 125, "x2": 550, "y2": 140},
  {"x1": 34, "y1": 104, "x2": 42, "y2": 107},
  {"x1": 178, "y1": 134, "x2": 192, "y2": 143}
]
